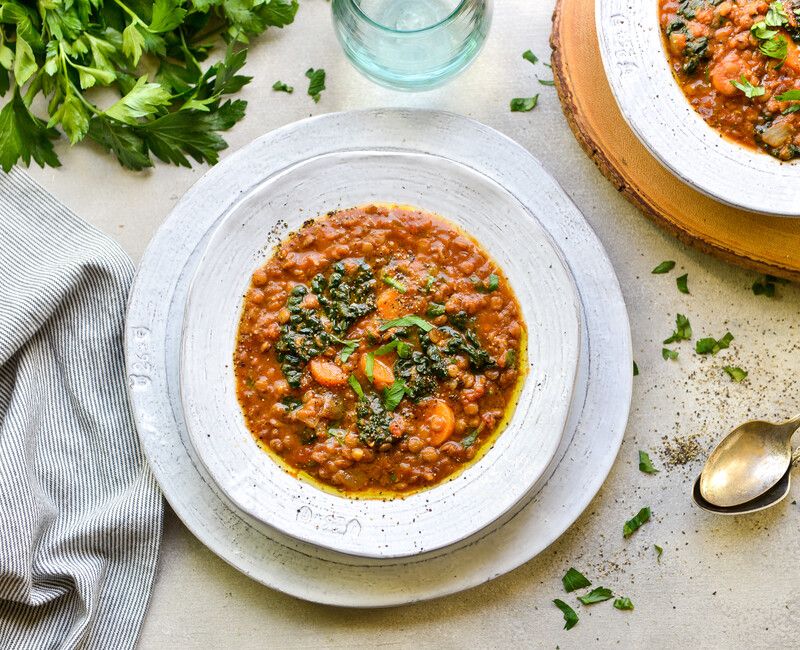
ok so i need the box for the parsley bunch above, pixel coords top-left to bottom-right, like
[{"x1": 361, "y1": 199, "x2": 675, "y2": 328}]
[{"x1": 0, "y1": 0, "x2": 298, "y2": 171}]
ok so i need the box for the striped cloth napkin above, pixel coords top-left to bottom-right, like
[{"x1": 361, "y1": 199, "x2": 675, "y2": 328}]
[{"x1": 0, "y1": 169, "x2": 163, "y2": 649}]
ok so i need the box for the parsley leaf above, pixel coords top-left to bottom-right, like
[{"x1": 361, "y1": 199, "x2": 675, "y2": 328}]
[
  {"x1": 730, "y1": 76, "x2": 765, "y2": 99},
  {"x1": 0, "y1": 88, "x2": 61, "y2": 172},
  {"x1": 336, "y1": 338, "x2": 361, "y2": 362},
  {"x1": 777, "y1": 90, "x2": 800, "y2": 101},
  {"x1": 382, "y1": 379, "x2": 407, "y2": 411},
  {"x1": 553, "y1": 599, "x2": 579, "y2": 630},
  {"x1": 522, "y1": 49, "x2": 538, "y2": 64},
  {"x1": 766, "y1": 1, "x2": 789, "y2": 26},
  {"x1": 103, "y1": 76, "x2": 171, "y2": 125},
  {"x1": 663, "y1": 313, "x2": 692, "y2": 344},
  {"x1": 577, "y1": 587, "x2": 613, "y2": 605},
  {"x1": 272, "y1": 80, "x2": 294, "y2": 93},
  {"x1": 364, "y1": 351, "x2": 375, "y2": 383},
  {"x1": 695, "y1": 332, "x2": 733, "y2": 355},
  {"x1": 374, "y1": 339, "x2": 412, "y2": 358},
  {"x1": 379, "y1": 315, "x2": 434, "y2": 332},
  {"x1": 676, "y1": 273, "x2": 690, "y2": 294},
  {"x1": 623, "y1": 507, "x2": 651, "y2": 538},
  {"x1": 633, "y1": 360, "x2": 639, "y2": 376},
  {"x1": 382, "y1": 275, "x2": 407, "y2": 293},
  {"x1": 306, "y1": 67, "x2": 326, "y2": 102},
  {"x1": 614, "y1": 597, "x2": 634, "y2": 611},
  {"x1": 751, "y1": 21, "x2": 779, "y2": 40},
  {"x1": 461, "y1": 423, "x2": 483, "y2": 447},
  {"x1": 760, "y1": 36, "x2": 788, "y2": 61},
  {"x1": 662, "y1": 347, "x2": 679, "y2": 361},
  {"x1": 639, "y1": 450, "x2": 659, "y2": 474},
  {"x1": 349, "y1": 374, "x2": 365, "y2": 400},
  {"x1": 562, "y1": 568, "x2": 591, "y2": 592},
  {"x1": 538, "y1": 79, "x2": 556, "y2": 86},
  {"x1": 510, "y1": 96, "x2": 538, "y2": 112},
  {"x1": 655, "y1": 544, "x2": 664, "y2": 560},
  {"x1": 723, "y1": 365, "x2": 748, "y2": 382},
  {"x1": 652, "y1": 260, "x2": 676, "y2": 274},
  {"x1": 753, "y1": 274, "x2": 789, "y2": 296}
]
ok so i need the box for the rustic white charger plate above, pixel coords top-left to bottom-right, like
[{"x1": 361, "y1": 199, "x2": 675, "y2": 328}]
[
  {"x1": 125, "y1": 109, "x2": 632, "y2": 606},
  {"x1": 181, "y1": 150, "x2": 581, "y2": 558},
  {"x1": 596, "y1": 0, "x2": 800, "y2": 217}
]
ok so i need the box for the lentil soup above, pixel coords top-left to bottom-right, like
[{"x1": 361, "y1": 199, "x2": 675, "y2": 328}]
[
  {"x1": 660, "y1": 0, "x2": 800, "y2": 160},
  {"x1": 233, "y1": 204, "x2": 527, "y2": 497}
]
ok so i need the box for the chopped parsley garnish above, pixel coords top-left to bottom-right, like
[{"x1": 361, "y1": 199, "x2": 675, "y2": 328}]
[
  {"x1": 577, "y1": 587, "x2": 614, "y2": 605},
  {"x1": 523, "y1": 49, "x2": 538, "y2": 64},
  {"x1": 474, "y1": 273, "x2": 500, "y2": 292},
  {"x1": 760, "y1": 36, "x2": 788, "y2": 62},
  {"x1": 335, "y1": 337, "x2": 361, "y2": 362},
  {"x1": 723, "y1": 366, "x2": 748, "y2": 382},
  {"x1": 639, "y1": 450, "x2": 659, "y2": 474},
  {"x1": 461, "y1": 423, "x2": 484, "y2": 447},
  {"x1": 426, "y1": 302, "x2": 447, "y2": 318},
  {"x1": 613, "y1": 597, "x2": 634, "y2": 611},
  {"x1": 374, "y1": 339, "x2": 412, "y2": 358},
  {"x1": 766, "y1": 1, "x2": 789, "y2": 26},
  {"x1": 364, "y1": 352, "x2": 375, "y2": 382},
  {"x1": 652, "y1": 260, "x2": 676, "y2": 274},
  {"x1": 663, "y1": 313, "x2": 692, "y2": 344},
  {"x1": 655, "y1": 544, "x2": 664, "y2": 560},
  {"x1": 730, "y1": 76, "x2": 765, "y2": 99},
  {"x1": 662, "y1": 347, "x2": 679, "y2": 361},
  {"x1": 777, "y1": 90, "x2": 800, "y2": 101},
  {"x1": 510, "y1": 96, "x2": 539, "y2": 112},
  {"x1": 382, "y1": 274, "x2": 407, "y2": 293},
  {"x1": 623, "y1": 507, "x2": 651, "y2": 538},
  {"x1": 676, "y1": 273, "x2": 690, "y2": 294},
  {"x1": 553, "y1": 599, "x2": 579, "y2": 630},
  {"x1": 423, "y1": 275, "x2": 438, "y2": 292},
  {"x1": 349, "y1": 374, "x2": 364, "y2": 400},
  {"x1": 633, "y1": 360, "x2": 640, "y2": 376},
  {"x1": 562, "y1": 567, "x2": 591, "y2": 592},
  {"x1": 305, "y1": 67, "x2": 326, "y2": 103},
  {"x1": 382, "y1": 379, "x2": 408, "y2": 411},
  {"x1": 380, "y1": 315, "x2": 434, "y2": 332},
  {"x1": 695, "y1": 331, "x2": 733, "y2": 355},
  {"x1": 753, "y1": 274, "x2": 789, "y2": 296},
  {"x1": 272, "y1": 81, "x2": 294, "y2": 93},
  {"x1": 538, "y1": 79, "x2": 556, "y2": 86},
  {"x1": 751, "y1": 21, "x2": 779, "y2": 40}
]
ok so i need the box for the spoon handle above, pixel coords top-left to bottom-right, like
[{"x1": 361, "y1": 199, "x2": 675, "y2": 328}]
[{"x1": 780, "y1": 414, "x2": 800, "y2": 439}]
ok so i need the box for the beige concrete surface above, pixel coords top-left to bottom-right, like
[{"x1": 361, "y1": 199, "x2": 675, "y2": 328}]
[{"x1": 26, "y1": 1, "x2": 800, "y2": 647}]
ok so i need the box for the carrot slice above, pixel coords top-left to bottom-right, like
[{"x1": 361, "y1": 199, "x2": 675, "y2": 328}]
[
  {"x1": 309, "y1": 358, "x2": 347, "y2": 388},
  {"x1": 376, "y1": 288, "x2": 404, "y2": 320},
  {"x1": 359, "y1": 353, "x2": 395, "y2": 390},
  {"x1": 425, "y1": 399, "x2": 456, "y2": 446}
]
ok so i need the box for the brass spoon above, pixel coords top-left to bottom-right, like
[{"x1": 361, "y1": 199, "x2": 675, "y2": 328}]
[{"x1": 693, "y1": 414, "x2": 800, "y2": 513}]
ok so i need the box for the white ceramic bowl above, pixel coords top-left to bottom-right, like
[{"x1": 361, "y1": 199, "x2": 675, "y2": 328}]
[
  {"x1": 596, "y1": 0, "x2": 800, "y2": 217},
  {"x1": 180, "y1": 149, "x2": 582, "y2": 558}
]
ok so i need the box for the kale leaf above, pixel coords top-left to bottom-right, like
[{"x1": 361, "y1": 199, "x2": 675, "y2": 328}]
[{"x1": 312, "y1": 261, "x2": 376, "y2": 335}]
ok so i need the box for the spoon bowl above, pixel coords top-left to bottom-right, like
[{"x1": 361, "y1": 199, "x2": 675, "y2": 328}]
[
  {"x1": 693, "y1": 466, "x2": 792, "y2": 515},
  {"x1": 697, "y1": 414, "x2": 800, "y2": 509}
]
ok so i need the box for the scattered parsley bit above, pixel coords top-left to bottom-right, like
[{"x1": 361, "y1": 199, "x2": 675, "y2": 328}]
[
  {"x1": 426, "y1": 302, "x2": 447, "y2": 318},
  {"x1": 655, "y1": 544, "x2": 664, "y2": 560},
  {"x1": 380, "y1": 315, "x2": 434, "y2": 332},
  {"x1": 374, "y1": 339, "x2": 412, "y2": 358},
  {"x1": 272, "y1": 81, "x2": 294, "y2": 93},
  {"x1": 760, "y1": 36, "x2": 788, "y2": 62},
  {"x1": 752, "y1": 274, "x2": 789, "y2": 297},
  {"x1": 777, "y1": 90, "x2": 800, "y2": 101},
  {"x1": 676, "y1": 273, "x2": 690, "y2": 294},
  {"x1": 613, "y1": 597, "x2": 634, "y2": 611},
  {"x1": 423, "y1": 275, "x2": 438, "y2": 292},
  {"x1": 306, "y1": 67, "x2": 326, "y2": 103},
  {"x1": 730, "y1": 76, "x2": 765, "y2": 99},
  {"x1": 623, "y1": 507, "x2": 651, "y2": 538},
  {"x1": 633, "y1": 360, "x2": 639, "y2": 376},
  {"x1": 766, "y1": 1, "x2": 789, "y2": 26},
  {"x1": 639, "y1": 450, "x2": 659, "y2": 474},
  {"x1": 723, "y1": 366, "x2": 748, "y2": 382},
  {"x1": 364, "y1": 352, "x2": 375, "y2": 382},
  {"x1": 510, "y1": 96, "x2": 539, "y2": 112},
  {"x1": 538, "y1": 79, "x2": 556, "y2": 86},
  {"x1": 522, "y1": 49, "x2": 539, "y2": 64},
  {"x1": 577, "y1": 587, "x2": 614, "y2": 605},
  {"x1": 553, "y1": 599, "x2": 579, "y2": 630},
  {"x1": 337, "y1": 338, "x2": 361, "y2": 362},
  {"x1": 662, "y1": 347, "x2": 679, "y2": 361},
  {"x1": 652, "y1": 260, "x2": 676, "y2": 274},
  {"x1": 751, "y1": 21, "x2": 779, "y2": 40},
  {"x1": 695, "y1": 332, "x2": 733, "y2": 355},
  {"x1": 383, "y1": 379, "x2": 407, "y2": 411},
  {"x1": 461, "y1": 423, "x2": 483, "y2": 447},
  {"x1": 475, "y1": 273, "x2": 500, "y2": 293},
  {"x1": 562, "y1": 568, "x2": 591, "y2": 592},
  {"x1": 663, "y1": 313, "x2": 692, "y2": 344},
  {"x1": 348, "y1": 374, "x2": 364, "y2": 400},
  {"x1": 382, "y1": 275, "x2": 407, "y2": 293}
]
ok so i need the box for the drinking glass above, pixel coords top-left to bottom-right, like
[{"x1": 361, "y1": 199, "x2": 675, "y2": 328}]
[{"x1": 332, "y1": 0, "x2": 493, "y2": 91}]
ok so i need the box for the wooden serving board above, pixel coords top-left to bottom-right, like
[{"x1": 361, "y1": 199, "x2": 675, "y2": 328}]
[{"x1": 550, "y1": 0, "x2": 800, "y2": 281}]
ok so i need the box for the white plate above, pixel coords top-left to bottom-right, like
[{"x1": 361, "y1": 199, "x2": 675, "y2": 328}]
[
  {"x1": 596, "y1": 0, "x2": 800, "y2": 217},
  {"x1": 181, "y1": 150, "x2": 582, "y2": 558},
  {"x1": 125, "y1": 109, "x2": 632, "y2": 606}
]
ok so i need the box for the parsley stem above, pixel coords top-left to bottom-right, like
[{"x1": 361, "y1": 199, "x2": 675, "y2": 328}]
[{"x1": 112, "y1": 0, "x2": 146, "y2": 25}]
